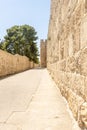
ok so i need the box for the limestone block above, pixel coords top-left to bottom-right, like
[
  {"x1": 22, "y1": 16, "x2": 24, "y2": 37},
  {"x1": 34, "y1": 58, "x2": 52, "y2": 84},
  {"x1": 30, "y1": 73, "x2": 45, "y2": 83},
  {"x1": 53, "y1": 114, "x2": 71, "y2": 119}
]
[
  {"x1": 81, "y1": 47, "x2": 87, "y2": 62},
  {"x1": 0, "y1": 51, "x2": 9, "y2": 76},
  {"x1": 68, "y1": 33, "x2": 74, "y2": 56},
  {"x1": 80, "y1": 16, "x2": 87, "y2": 49},
  {"x1": 67, "y1": 89, "x2": 84, "y2": 120},
  {"x1": 67, "y1": 89, "x2": 78, "y2": 119},
  {"x1": 54, "y1": 70, "x2": 62, "y2": 84},
  {"x1": 30, "y1": 61, "x2": 34, "y2": 69},
  {"x1": 75, "y1": 51, "x2": 81, "y2": 74},
  {"x1": 63, "y1": 72, "x2": 72, "y2": 88},
  {"x1": 0, "y1": 59, "x2": 4, "y2": 75},
  {"x1": 81, "y1": 62, "x2": 87, "y2": 76},
  {"x1": 15, "y1": 55, "x2": 21, "y2": 72},
  {"x1": 59, "y1": 71, "x2": 66, "y2": 85},
  {"x1": 12, "y1": 56, "x2": 18, "y2": 73},
  {"x1": 58, "y1": 82, "x2": 84, "y2": 120},
  {"x1": 6, "y1": 54, "x2": 14, "y2": 74},
  {"x1": 57, "y1": 60, "x2": 66, "y2": 71},
  {"x1": 78, "y1": 47, "x2": 87, "y2": 76},
  {"x1": 0, "y1": 50, "x2": 30, "y2": 77},
  {"x1": 71, "y1": 74, "x2": 85, "y2": 98},
  {"x1": 23, "y1": 56, "x2": 30, "y2": 70},
  {"x1": 66, "y1": 56, "x2": 77, "y2": 72},
  {"x1": 40, "y1": 39, "x2": 47, "y2": 67},
  {"x1": 34, "y1": 63, "x2": 39, "y2": 68},
  {"x1": 84, "y1": 77, "x2": 87, "y2": 100},
  {"x1": 59, "y1": 82, "x2": 69, "y2": 100},
  {"x1": 78, "y1": 102, "x2": 87, "y2": 129}
]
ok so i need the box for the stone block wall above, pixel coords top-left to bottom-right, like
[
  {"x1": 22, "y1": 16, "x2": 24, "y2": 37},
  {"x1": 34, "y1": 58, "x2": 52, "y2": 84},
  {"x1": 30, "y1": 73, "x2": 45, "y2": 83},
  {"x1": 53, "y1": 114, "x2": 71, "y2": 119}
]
[
  {"x1": 40, "y1": 39, "x2": 47, "y2": 67},
  {"x1": 0, "y1": 50, "x2": 35, "y2": 77},
  {"x1": 47, "y1": 0, "x2": 87, "y2": 129},
  {"x1": 30, "y1": 61, "x2": 34, "y2": 69}
]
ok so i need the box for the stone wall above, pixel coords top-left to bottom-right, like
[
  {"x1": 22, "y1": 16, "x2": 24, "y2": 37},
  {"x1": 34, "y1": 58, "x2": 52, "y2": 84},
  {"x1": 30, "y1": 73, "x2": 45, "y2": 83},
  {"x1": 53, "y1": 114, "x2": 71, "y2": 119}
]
[
  {"x1": 47, "y1": 0, "x2": 87, "y2": 129},
  {"x1": 0, "y1": 50, "x2": 35, "y2": 77},
  {"x1": 40, "y1": 39, "x2": 47, "y2": 67}
]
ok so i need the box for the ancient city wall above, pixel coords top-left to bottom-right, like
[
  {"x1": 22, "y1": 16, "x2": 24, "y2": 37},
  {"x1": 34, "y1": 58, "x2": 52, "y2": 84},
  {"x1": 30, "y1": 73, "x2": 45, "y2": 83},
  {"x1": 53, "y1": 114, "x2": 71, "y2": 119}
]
[
  {"x1": 40, "y1": 39, "x2": 47, "y2": 67},
  {"x1": 47, "y1": 0, "x2": 87, "y2": 129},
  {"x1": 0, "y1": 50, "x2": 35, "y2": 77}
]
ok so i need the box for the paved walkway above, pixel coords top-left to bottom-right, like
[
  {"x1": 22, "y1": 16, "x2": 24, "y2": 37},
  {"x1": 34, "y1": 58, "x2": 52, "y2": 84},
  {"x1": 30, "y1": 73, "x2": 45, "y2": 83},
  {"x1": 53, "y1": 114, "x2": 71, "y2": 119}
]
[{"x1": 0, "y1": 69, "x2": 81, "y2": 130}]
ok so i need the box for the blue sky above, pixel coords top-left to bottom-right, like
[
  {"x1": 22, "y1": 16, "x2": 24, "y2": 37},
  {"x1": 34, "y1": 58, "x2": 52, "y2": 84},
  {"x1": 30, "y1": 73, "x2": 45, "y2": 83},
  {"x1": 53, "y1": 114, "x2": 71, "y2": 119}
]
[{"x1": 0, "y1": 0, "x2": 50, "y2": 48}]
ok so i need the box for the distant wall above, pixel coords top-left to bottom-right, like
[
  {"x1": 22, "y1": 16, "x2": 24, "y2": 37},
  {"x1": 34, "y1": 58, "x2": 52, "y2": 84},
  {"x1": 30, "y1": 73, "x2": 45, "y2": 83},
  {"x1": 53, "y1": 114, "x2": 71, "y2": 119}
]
[
  {"x1": 0, "y1": 50, "x2": 37, "y2": 77},
  {"x1": 40, "y1": 39, "x2": 47, "y2": 67}
]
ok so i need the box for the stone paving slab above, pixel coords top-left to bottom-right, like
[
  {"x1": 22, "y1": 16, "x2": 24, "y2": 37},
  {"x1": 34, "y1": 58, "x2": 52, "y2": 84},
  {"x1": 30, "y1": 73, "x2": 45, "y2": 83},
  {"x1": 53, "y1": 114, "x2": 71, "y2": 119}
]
[
  {"x1": 0, "y1": 69, "x2": 42, "y2": 122},
  {"x1": 0, "y1": 69, "x2": 81, "y2": 130},
  {"x1": 0, "y1": 124, "x2": 19, "y2": 130}
]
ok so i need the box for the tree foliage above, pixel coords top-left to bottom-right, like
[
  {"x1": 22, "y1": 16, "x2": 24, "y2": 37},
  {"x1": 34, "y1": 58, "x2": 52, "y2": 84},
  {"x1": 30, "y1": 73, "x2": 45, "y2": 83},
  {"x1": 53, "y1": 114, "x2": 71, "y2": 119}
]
[{"x1": 0, "y1": 25, "x2": 39, "y2": 63}]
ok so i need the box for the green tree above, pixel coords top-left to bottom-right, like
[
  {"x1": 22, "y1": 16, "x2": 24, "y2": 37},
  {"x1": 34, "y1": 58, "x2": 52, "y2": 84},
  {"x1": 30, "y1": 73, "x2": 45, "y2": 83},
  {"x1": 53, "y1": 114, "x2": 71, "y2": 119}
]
[
  {"x1": 0, "y1": 40, "x2": 5, "y2": 50},
  {"x1": 2, "y1": 25, "x2": 39, "y2": 63}
]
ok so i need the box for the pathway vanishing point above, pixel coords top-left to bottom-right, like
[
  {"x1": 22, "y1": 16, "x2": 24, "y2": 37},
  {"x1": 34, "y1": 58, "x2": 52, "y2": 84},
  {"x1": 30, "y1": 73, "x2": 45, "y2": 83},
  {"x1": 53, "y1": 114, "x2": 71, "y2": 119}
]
[{"x1": 0, "y1": 69, "x2": 81, "y2": 130}]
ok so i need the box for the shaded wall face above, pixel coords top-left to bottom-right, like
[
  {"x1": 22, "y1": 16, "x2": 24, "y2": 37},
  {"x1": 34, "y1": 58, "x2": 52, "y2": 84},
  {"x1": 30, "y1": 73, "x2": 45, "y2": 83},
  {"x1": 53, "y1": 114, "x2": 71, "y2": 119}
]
[{"x1": 47, "y1": 0, "x2": 87, "y2": 129}]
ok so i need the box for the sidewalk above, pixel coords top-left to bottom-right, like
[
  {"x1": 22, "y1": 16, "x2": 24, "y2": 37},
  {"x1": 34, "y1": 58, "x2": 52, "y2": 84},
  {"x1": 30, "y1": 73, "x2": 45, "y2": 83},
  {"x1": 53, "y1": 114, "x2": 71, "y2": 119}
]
[{"x1": 0, "y1": 69, "x2": 81, "y2": 130}]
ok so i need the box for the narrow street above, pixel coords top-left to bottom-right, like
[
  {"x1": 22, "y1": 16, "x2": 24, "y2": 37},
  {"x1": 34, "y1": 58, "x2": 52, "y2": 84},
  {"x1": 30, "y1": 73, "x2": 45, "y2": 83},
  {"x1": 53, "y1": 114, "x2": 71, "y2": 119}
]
[{"x1": 0, "y1": 69, "x2": 81, "y2": 130}]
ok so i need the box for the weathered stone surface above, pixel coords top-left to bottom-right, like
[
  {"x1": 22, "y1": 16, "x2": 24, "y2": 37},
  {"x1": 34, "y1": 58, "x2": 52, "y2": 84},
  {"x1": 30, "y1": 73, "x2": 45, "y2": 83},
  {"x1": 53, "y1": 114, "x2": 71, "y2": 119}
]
[
  {"x1": 0, "y1": 50, "x2": 33, "y2": 77},
  {"x1": 78, "y1": 102, "x2": 87, "y2": 129},
  {"x1": 71, "y1": 74, "x2": 85, "y2": 98},
  {"x1": 57, "y1": 60, "x2": 66, "y2": 71},
  {"x1": 80, "y1": 16, "x2": 87, "y2": 49},
  {"x1": 84, "y1": 77, "x2": 87, "y2": 101},
  {"x1": 30, "y1": 61, "x2": 34, "y2": 69},
  {"x1": 67, "y1": 89, "x2": 84, "y2": 120},
  {"x1": 66, "y1": 56, "x2": 77, "y2": 73},
  {"x1": 40, "y1": 39, "x2": 47, "y2": 68},
  {"x1": 47, "y1": 0, "x2": 87, "y2": 129}
]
